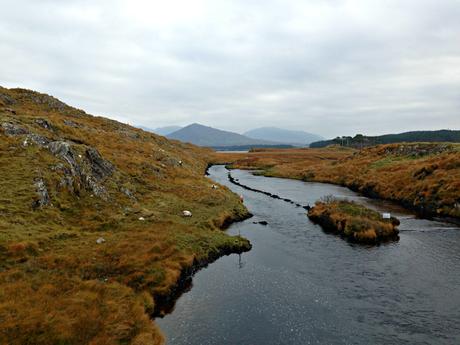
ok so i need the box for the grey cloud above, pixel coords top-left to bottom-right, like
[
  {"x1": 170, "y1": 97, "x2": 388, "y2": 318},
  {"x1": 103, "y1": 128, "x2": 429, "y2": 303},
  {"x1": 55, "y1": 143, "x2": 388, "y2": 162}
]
[{"x1": 0, "y1": 0, "x2": 459, "y2": 138}]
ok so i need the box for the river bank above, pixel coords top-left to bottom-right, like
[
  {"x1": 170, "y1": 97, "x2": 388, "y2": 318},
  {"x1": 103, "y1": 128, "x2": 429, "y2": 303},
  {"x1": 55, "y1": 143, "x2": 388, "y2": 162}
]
[
  {"x1": 153, "y1": 210, "x2": 253, "y2": 318},
  {"x1": 212, "y1": 144, "x2": 460, "y2": 221},
  {"x1": 157, "y1": 166, "x2": 460, "y2": 344}
]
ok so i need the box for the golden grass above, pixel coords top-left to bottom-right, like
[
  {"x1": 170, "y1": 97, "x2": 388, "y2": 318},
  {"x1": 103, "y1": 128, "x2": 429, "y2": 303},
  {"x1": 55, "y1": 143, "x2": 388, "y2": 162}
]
[
  {"x1": 213, "y1": 143, "x2": 460, "y2": 219},
  {"x1": 308, "y1": 199, "x2": 400, "y2": 243}
]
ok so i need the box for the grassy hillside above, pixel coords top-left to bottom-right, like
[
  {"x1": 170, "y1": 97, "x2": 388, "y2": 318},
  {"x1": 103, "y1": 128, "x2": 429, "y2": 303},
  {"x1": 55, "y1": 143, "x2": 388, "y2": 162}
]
[
  {"x1": 0, "y1": 87, "x2": 251, "y2": 345},
  {"x1": 213, "y1": 144, "x2": 460, "y2": 220}
]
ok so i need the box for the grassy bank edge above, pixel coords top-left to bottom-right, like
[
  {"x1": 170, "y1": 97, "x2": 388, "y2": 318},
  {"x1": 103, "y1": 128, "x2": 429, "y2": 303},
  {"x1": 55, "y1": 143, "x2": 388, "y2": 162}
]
[
  {"x1": 211, "y1": 145, "x2": 460, "y2": 223},
  {"x1": 307, "y1": 198, "x2": 400, "y2": 244}
]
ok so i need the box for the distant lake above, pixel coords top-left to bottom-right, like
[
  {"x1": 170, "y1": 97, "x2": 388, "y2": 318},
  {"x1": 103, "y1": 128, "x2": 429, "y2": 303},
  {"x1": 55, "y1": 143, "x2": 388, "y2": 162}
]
[{"x1": 157, "y1": 166, "x2": 460, "y2": 345}]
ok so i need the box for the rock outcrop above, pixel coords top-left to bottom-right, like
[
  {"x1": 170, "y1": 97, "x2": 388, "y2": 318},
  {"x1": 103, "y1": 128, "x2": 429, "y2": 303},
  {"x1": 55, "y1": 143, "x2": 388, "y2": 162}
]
[
  {"x1": 35, "y1": 118, "x2": 54, "y2": 131},
  {"x1": 47, "y1": 141, "x2": 115, "y2": 200},
  {"x1": 85, "y1": 147, "x2": 114, "y2": 180},
  {"x1": 1, "y1": 122, "x2": 28, "y2": 136},
  {"x1": 1, "y1": 120, "x2": 118, "y2": 202},
  {"x1": 32, "y1": 178, "x2": 51, "y2": 208}
]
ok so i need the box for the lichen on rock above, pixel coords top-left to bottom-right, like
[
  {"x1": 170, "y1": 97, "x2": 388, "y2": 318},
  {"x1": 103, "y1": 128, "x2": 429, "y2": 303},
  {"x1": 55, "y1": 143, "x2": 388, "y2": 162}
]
[
  {"x1": 46, "y1": 141, "x2": 115, "y2": 200},
  {"x1": 1, "y1": 122, "x2": 28, "y2": 136},
  {"x1": 32, "y1": 178, "x2": 50, "y2": 209},
  {"x1": 23, "y1": 133, "x2": 49, "y2": 147},
  {"x1": 34, "y1": 118, "x2": 54, "y2": 131},
  {"x1": 85, "y1": 147, "x2": 114, "y2": 180},
  {"x1": 0, "y1": 92, "x2": 16, "y2": 106}
]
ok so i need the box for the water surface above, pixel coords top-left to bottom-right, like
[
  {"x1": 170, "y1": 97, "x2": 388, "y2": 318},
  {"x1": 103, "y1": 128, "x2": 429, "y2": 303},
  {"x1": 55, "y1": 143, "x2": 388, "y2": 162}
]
[{"x1": 157, "y1": 166, "x2": 460, "y2": 345}]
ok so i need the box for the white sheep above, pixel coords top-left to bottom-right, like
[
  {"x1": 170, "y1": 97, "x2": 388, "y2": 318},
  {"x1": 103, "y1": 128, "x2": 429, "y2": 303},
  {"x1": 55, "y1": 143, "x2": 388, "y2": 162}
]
[
  {"x1": 96, "y1": 237, "x2": 106, "y2": 244},
  {"x1": 182, "y1": 210, "x2": 192, "y2": 217}
]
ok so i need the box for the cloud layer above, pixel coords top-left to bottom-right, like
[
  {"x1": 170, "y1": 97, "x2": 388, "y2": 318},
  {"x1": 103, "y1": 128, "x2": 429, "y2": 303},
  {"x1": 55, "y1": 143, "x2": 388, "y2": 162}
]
[{"x1": 1, "y1": 0, "x2": 459, "y2": 137}]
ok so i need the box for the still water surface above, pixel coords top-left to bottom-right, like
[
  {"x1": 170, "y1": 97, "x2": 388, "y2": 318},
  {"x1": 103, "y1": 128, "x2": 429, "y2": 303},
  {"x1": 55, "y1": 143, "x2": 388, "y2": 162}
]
[{"x1": 157, "y1": 166, "x2": 460, "y2": 345}]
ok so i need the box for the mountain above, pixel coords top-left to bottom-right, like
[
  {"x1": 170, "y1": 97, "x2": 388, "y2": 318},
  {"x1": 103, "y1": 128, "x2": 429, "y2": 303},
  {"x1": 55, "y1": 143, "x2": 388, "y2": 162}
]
[
  {"x1": 167, "y1": 123, "x2": 288, "y2": 149},
  {"x1": 151, "y1": 125, "x2": 183, "y2": 136},
  {"x1": 0, "y1": 87, "x2": 250, "y2": 344},
  {"x1": 136, "y1": 125, "x2": 182, "y2": 136},
  {"x1": 244, "y1": 127, "x2": 324, "y2": 146},
  {"x1": 310, "y1": 130, "x2": 460, "y2": 148}
]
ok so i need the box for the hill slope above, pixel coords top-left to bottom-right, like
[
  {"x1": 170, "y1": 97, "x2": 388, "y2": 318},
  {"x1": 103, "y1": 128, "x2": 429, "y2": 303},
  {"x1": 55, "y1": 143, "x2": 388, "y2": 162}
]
[
  {"x1": 0, "y1": 87, "x2": 251, "y2": 345},
  {"x1": 167, "y1": 123, "x2": 279, "y2": 148},
  {"x1": 310, "y1": 130, "x2": 460, "y2": 148},
  {"x1": 244, "y1": 127, "x2": 324, "y2": 146}
]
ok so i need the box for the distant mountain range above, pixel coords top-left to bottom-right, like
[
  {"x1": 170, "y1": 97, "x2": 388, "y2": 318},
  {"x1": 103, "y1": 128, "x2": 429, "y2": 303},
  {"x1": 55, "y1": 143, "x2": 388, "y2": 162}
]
[
  {"x1": 309, "y1": 130, "x2": 460, "y2": 148},
  {"x1": 145, "y1": 126, "x2": 183, "y2": 136},
  {"x1": 167, "y1": 123, "x2": 285, "y2": 149},
  {"x1": 138, "y1": 123, "x2": 324, "y2": 149},
  {"x1": 244, "y1": 127, "x2": 324, "y2": 146},
  {"x1": 137, "y1": 124, "x2": 460, "y2": 149}
]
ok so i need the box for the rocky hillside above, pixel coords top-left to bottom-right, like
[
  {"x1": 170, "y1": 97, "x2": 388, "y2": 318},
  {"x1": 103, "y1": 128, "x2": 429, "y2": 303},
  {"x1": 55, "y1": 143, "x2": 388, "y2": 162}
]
[{"x1": 0, "y1": 87, "x2": 251, "y2": 345}]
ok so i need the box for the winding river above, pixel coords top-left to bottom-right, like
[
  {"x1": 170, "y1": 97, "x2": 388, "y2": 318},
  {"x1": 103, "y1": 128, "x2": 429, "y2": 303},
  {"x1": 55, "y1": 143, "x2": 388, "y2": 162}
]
[{"x1": 157, "y1": 165, "x2": 460, "y2": 345}]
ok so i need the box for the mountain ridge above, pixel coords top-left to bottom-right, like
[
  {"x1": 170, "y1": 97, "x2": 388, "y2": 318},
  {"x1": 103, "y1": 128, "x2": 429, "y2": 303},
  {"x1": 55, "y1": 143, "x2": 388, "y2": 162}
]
[
  {"x1": 244, "y1": 127, "x2": 324, "y2": 146},
  {"x1": 167, "y1": 123, "x2": 281, "y2": 148}
]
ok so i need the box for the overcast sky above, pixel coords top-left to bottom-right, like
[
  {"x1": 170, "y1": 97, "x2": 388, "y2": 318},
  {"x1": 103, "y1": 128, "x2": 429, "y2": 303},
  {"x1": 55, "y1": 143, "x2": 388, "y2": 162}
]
[{"x1": 1, "y1": 0, "x2": 459, "y2": 138}]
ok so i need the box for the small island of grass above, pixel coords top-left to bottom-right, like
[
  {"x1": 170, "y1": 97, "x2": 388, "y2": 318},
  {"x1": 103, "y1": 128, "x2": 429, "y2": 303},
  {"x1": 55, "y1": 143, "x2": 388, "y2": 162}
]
[{"x1": 308, "y1": 198, "x2": 400, "y2": 244}]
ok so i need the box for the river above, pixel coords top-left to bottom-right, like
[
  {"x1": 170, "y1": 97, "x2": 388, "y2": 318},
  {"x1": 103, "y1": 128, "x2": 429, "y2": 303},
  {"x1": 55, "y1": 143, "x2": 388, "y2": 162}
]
[{"x1": 156, "y1": 165, "x2": 460, "y2": 345}]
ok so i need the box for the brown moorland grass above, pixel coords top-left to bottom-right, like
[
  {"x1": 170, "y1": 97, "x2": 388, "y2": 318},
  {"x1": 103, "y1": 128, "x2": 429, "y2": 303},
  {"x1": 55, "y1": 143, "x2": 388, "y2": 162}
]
[
  {"x1": 212, "y1": 144, "x2": 460, "y2": 220},
  {"x1": 0, "y1": 87, "x2": 251, "y2": 345},
  {"x1": 308, "y1": 198, "x2": 400, "y2": 243}
]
